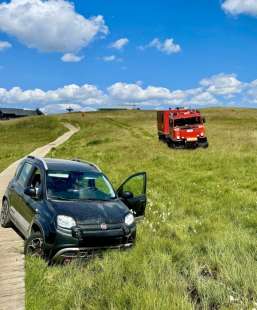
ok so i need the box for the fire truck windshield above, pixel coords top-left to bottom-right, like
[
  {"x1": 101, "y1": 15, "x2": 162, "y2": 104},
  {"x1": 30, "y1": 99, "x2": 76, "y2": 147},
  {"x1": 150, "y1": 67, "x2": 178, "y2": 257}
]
[{"x1": 174, "y1": 117, "x2": 201, "y2": 127}]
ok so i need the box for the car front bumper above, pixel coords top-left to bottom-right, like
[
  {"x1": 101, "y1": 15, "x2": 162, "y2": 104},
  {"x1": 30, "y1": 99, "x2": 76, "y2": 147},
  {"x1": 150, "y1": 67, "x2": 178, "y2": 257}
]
[
  {"x1": 49, "y1": 224, "x2": 136, "y2": 262},
  {"x1": 52, "y1": 242, "x2": 134, "y2": 263}
]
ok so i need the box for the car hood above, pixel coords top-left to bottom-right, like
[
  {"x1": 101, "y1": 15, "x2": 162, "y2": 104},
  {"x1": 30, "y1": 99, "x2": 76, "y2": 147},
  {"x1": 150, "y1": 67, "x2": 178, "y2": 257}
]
[{"x1": 50, "y1": 199, "x2": 128, "y2": 224}]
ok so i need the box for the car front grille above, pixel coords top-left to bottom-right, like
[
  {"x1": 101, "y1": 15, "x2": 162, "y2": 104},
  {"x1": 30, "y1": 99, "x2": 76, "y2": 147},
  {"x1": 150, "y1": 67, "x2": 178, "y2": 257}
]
[
  {"x1": 78, "y1": 222, "x2": 123, "y2": 231},
  {"x1": 77, "y1": 222, "x2": 130, "y2": 247},
  {"x1": 79, "y1": 236, "x2": 126, "y2": 247}
]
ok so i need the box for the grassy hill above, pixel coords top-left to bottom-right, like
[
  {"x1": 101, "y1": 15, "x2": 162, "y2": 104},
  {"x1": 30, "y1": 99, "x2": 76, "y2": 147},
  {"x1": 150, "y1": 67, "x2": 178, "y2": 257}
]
[
  {"x1": 1, "y1": 109, "x2": 257, "y2": 309},
  {"x1": 0, "y1": 116, "x2": 66, "y2": 173}
]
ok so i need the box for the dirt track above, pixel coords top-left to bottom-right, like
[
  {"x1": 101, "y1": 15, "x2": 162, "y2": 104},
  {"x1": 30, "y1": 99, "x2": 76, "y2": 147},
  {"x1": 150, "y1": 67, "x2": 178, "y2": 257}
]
[{"x1": 0, "y1": 123, "x2": 79, "y2": 310}]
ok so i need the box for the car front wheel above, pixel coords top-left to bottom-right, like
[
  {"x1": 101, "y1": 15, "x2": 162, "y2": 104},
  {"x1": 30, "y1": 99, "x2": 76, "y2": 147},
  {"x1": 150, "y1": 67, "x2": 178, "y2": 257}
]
[
  {"x1": 0, "y1": 199, "x2": 12, "y2": 228},
  {"x1": 25, "y1": 232, "x2": 45, "y2": 258}
]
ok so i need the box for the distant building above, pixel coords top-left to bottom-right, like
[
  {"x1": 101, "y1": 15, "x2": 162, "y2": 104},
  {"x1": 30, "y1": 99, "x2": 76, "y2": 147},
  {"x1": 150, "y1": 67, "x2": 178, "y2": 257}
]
[{"x1": 0, "y1": 108, "x2": 44, "y2": 120}]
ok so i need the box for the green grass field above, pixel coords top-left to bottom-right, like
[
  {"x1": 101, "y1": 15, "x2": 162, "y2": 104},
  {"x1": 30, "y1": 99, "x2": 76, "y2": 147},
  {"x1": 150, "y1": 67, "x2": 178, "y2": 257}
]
[
  {"x1": 0, "y1": 116, "x2": 66, "y2": 173},
  {"x1": 1, "y1": 110, "x2": 257, "y2": 309}
]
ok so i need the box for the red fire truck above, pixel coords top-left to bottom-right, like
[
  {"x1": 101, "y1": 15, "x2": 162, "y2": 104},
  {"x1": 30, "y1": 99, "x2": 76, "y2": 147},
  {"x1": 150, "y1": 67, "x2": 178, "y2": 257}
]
[{"x1": 157, "y1": 108, "x2": 208, "y2": 148}]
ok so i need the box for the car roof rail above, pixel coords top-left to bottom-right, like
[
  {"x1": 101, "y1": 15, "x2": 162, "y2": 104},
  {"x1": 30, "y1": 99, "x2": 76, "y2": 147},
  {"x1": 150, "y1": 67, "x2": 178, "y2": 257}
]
[
  {"x1": 71, "y1": 158, "x2": 102, "y2": 172},
  {"x1": 27, "y1": 156, "x2": 48, "y2": 170}
]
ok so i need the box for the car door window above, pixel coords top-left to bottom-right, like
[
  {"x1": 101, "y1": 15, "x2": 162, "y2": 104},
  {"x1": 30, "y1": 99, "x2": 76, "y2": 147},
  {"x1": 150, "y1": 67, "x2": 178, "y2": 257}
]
[
  {"x1": 117, "y1": 172, "x2": 147, "y2": 217},
  {"x1": 120, "y1": 173, "x2": 146, "y2": 197},
  {"x1": 17, "y1": 163, "x2": 33, "y2": 187}
]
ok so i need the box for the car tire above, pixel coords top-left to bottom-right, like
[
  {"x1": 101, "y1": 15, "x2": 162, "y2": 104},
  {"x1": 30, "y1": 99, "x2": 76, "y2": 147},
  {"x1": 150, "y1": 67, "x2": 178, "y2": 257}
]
[
  {"x1": 0, "y1": 199, "x2": 12, "y2": 228},
  {"x1": 24, "y1": 231, "x2": 46, "y2": 258}
]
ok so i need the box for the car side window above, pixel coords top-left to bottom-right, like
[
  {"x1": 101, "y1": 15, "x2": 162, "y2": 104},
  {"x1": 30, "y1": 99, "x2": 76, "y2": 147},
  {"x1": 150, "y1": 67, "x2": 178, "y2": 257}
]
[
  {"x1": 17, "y1": 163, "x2": 33, "y2": 187},
  {"x1": 28, "y1": 168, "x2": 42, "y2": 190},
  {"x1": 15, "y1": 162, "x2": 24, "y2": 178}
]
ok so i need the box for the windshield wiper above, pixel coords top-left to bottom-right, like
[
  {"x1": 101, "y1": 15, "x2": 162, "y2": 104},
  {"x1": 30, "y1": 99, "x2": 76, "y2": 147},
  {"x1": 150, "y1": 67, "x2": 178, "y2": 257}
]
[
  {"x1": 49, "y1": 196, "x2": 116, "y2": 202},
  {"x1": 81, "y1": 198, "x2": 114, "y2": 201},
  {"x1": 49, "y1": 196, "x2": 76, "y2": 201}
]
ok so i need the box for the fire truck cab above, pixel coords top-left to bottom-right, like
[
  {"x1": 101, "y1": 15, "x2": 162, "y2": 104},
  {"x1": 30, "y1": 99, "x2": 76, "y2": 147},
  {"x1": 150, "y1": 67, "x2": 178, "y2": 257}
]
[{"x1": 157, "y1": 108, "x2": 208, "y2": 148}]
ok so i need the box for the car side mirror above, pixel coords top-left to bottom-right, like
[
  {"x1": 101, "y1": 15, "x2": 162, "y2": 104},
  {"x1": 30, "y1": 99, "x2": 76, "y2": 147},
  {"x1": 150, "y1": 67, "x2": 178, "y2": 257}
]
[
  {"x1": 202, "y1": 117, "x2": 206, "y2": 123},
  {"x1": 24, "y1": 187, "x2": 38, "y2": 198},
  {"x1": 121, "y1": 191, "x2": 134, "y2": 200}
]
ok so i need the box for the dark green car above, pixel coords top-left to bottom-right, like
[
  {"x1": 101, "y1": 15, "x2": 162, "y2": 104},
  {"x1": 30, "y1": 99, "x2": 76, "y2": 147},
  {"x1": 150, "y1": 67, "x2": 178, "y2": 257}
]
[{"x1": 1, "y1": 157, "x2": 147, "y2": 263}]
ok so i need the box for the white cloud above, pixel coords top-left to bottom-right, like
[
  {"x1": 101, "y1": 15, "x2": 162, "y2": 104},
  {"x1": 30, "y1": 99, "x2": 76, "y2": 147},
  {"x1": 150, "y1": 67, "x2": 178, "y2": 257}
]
[
  {"x1": 222, "y1": 0, "x2": 257, "y2": 16},
  {"x1": 41, "y1": 103, "x2": 96, "y2": 114},
  {"x1": 142, "y1": 38, "x2": 181, "y2": 55},
  {"x1": 110, "y1": 38, "x2": 129, "y2": 50},
  {"x1": 101, "y1": 55, "x2": 123, "y2": 62},
  {"x1": 245, "y1": 79, "x2": 257, "y2": 103},
  {"x1": 0, "y1": 0, "x2": 108, "y2": 53},
  {"x1": 61, "y1": 53, "x2": 84, "y2": 62},
  {"x1": 107, "y1": 83, "x2": 213, "y2": 107},
  {"x1": 0, "y1": 84, "x2": 106, "y2": 107},
  {"x1": 0, "y1": 40, "x2": 12, "y2": 51},
  {"x1": 200, "y1": 73, "x2": 243, "y2": 96},
  {"x1": 108, "y1": 82, "x2": 178, "y2": 102},
  {"x1": 190, "y1": 92, "x2": 218, "y2": 105},
  {"x1": 41, "y1": 103, "x2": 82, "y2": 114},
  {"x1": 102, "y1": 55, "x2": 116, "y2": 62},
  {"x1": 1, "y1": 73, "x2": 256, "y2": 112}
]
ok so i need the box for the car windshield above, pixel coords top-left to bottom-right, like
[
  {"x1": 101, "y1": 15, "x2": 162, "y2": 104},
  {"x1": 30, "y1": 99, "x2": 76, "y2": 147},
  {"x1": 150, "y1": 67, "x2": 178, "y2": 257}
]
[
  {"x1": 174, "y1": 117, "x2": 201, "y2": 127},
  {"x1": 46, "y1": 170, "x2": 116, "y2": 201}
]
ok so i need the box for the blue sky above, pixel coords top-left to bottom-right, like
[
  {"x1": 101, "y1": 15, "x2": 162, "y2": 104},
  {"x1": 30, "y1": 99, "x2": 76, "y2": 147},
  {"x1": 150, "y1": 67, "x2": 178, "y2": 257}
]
[{"x1": 0, "y1": 0, "x2": 257, "y2": 113}]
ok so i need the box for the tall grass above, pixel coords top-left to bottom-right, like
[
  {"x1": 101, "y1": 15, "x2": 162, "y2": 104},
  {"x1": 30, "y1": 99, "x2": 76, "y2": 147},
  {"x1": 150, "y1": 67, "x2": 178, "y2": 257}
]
[{"x1": 23, "y1": 109, "x2": 257, "y2": 308}]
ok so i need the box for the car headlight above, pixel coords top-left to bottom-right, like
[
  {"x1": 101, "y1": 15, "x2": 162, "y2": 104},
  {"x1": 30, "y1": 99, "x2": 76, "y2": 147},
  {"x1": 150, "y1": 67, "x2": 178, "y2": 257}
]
[
  {"x1": 125, "y1": 213, "x2": 135, "y2": 226},
  {"x1": 57, "y1": 215, "x2": 76, "y2": 229}
]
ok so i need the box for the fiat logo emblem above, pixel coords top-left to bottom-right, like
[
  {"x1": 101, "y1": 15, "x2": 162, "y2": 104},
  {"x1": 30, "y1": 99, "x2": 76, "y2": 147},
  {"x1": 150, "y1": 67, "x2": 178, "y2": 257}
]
[{"x1": 100, "y1": 223, "x2": 107, "y2": 230}]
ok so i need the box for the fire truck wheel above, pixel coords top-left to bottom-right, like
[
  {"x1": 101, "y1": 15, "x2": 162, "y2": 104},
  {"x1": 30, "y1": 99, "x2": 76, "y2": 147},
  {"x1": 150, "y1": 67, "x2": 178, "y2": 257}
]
[
  {"x1": 159, "y1": 135, "x2": 167, "y2": 143},
  {"x1": 167, "y1": 141, "x2": 175, "y2": 148},
  {"x1": 199, "y1": 141, "x2": 209, "y2": 148}
]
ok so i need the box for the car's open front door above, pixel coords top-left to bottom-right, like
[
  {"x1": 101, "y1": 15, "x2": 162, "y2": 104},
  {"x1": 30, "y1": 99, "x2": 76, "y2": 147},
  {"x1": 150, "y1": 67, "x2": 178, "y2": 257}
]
[{"x1": 117, "y1": 172, "x2": 147, "y2": 218}]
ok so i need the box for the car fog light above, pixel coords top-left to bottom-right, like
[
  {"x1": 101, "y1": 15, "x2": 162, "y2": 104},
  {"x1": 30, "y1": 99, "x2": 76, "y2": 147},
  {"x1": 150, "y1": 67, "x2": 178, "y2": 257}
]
[{"x1": 125, "y1": 213, "x2": 135, "y2": 226}]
